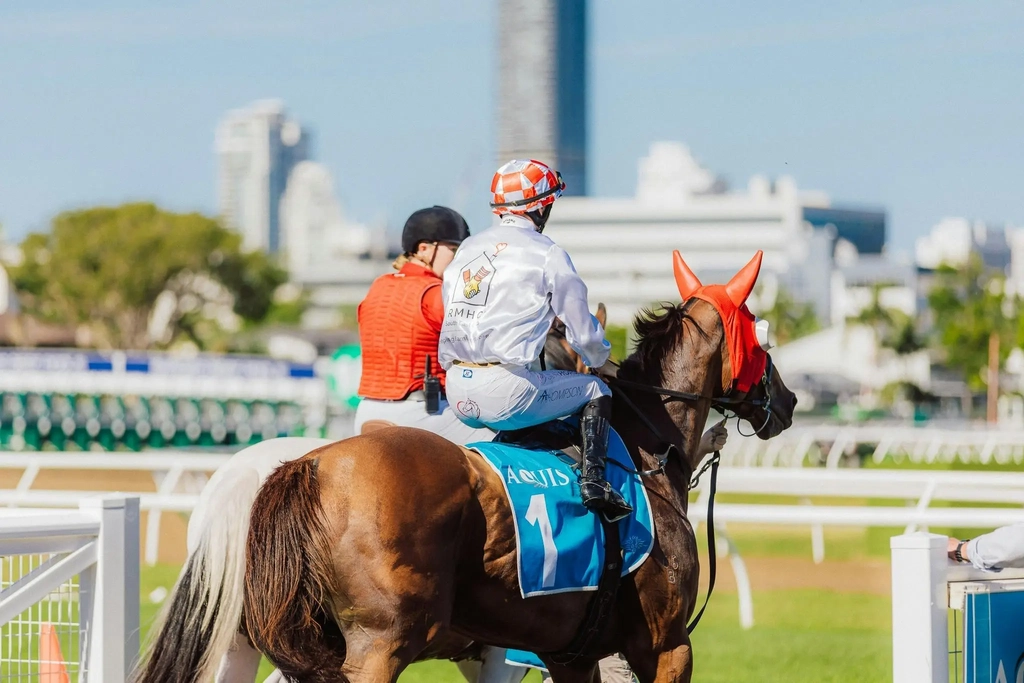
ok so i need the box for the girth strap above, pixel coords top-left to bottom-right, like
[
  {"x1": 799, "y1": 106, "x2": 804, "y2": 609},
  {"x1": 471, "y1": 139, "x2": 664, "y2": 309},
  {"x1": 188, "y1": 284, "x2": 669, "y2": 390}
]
[{"x1": 547, "y1": 515, "x2": 623, "y2": 665}]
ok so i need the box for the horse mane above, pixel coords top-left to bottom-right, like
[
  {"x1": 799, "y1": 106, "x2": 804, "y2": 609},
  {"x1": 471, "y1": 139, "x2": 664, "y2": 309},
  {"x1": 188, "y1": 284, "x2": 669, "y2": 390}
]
[{"x1": 626, "y1": 300, "x2": 707, "y2": 381}]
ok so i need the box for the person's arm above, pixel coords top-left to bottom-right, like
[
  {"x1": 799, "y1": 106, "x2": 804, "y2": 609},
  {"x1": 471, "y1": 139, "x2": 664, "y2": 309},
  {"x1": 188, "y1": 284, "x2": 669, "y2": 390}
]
[
  {"x1": 545, "y1": 245, "x2": 610, "y2": 369},
  {"x1": 421, "y1": 284, "x2": 446, "y2": 389},
  {"x1": 949, "y1": 523, "x2": 1024, "y2": 570}
]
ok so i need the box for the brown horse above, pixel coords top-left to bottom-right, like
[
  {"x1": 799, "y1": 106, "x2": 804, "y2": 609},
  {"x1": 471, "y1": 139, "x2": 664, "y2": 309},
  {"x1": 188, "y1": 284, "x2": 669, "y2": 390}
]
[{"x1": 241, "y1": 251, "x2": 797, "y2": 682}]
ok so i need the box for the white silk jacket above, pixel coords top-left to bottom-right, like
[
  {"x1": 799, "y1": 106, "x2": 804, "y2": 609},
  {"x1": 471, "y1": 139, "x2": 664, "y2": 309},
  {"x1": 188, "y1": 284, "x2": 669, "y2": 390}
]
[{"x1": 438, "y1": 213, "x2": 611, "y2": 370}]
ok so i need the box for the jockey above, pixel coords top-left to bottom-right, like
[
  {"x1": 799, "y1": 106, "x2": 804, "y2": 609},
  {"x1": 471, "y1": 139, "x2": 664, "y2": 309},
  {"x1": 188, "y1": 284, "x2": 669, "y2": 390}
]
[
  {"x1": 439, "y1": 159, "x2": 631, "y2": 521},
  {"x1": 356, "y1": 207, "x2": 530, "y2": 683},
  {"x1": 354, "y1": 206, "x2": 491, "y2": 443}
]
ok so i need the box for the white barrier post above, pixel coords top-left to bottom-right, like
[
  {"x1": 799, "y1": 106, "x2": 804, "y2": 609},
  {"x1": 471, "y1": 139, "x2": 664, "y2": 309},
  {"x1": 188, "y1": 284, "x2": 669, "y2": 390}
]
[
  {"x1": 891, "y1": 532, "x2": 948, "y2": 683},
  {"x1": 80, "y1": 494, "x2": 141, "y2": 682}
]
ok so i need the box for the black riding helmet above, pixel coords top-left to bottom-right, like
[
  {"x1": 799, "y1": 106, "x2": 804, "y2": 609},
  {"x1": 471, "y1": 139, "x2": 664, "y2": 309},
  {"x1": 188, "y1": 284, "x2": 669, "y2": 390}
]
[{"x1": 401, "y1": 206, "x2": 471, "y2": 255}]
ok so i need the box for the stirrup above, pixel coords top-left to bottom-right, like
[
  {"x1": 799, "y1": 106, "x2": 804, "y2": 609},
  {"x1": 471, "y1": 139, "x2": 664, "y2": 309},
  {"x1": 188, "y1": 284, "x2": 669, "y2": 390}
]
[
  {"x1": 601, "y1": 508, "x2": 632, "y2": 524},
  {"x1": 581, "y1": 481, "x2": 632, "y2": 521}
]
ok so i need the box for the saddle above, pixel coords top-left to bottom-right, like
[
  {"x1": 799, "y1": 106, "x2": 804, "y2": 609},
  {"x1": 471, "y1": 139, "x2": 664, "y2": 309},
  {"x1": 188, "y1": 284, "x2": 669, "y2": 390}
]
[{"x1": 492, "y1": 419, "x2": 582, "y2": 462}]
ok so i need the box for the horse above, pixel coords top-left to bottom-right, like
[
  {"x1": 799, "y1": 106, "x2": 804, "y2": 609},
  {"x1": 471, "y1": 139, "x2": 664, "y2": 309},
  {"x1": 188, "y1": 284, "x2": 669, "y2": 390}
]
[
  {"x1": 238, "y1": 250, "x2": 798, "y2": 682},
  {"x1": 130, "y1": 317, "x2": 608, "y2": 683}
]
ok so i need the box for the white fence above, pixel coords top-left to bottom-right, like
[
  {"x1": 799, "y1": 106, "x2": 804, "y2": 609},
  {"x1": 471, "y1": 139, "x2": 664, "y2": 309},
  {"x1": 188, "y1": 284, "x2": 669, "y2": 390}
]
[
  {"x1": 718, "y1": 423, "x2": 1024, "y2": 468},
  {"x1": 2, "y1": 445, "x2": 1024, "y2": 637},
  {"x1": 0, "y1": 451, "x2": 229, "y2": 565},
  {"x1": 891, "y1": 532, "x2": 1024, "y2": 683},
  {"x1": 0, "y1": 495, "x2": 140, "y2": 682},
  {"x1": 688, "y1": 467, "x2": 1024, "y2": 629}
]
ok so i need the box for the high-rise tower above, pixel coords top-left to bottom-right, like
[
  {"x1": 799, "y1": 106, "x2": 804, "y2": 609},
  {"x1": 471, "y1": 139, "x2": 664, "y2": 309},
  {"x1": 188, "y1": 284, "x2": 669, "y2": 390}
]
[
  {"x1": 216, "y1": 100, "x2": 310, "y2": 253},
  {"x1": 496, "y1": 0, "x2": 587, "y2": 195}
]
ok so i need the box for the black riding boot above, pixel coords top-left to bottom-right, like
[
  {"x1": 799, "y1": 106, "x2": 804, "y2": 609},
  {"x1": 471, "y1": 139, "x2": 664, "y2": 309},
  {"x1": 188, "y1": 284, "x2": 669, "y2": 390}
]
[{"x1": 579, "y1": 396, "x2": 633, "y2": 521}]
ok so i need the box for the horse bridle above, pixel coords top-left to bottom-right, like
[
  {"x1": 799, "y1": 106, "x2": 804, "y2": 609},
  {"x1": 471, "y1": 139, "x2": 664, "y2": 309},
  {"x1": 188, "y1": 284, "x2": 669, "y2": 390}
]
[
  {"x1": 606, "y1": 353, "x2": 776, "y2": 478},
  {"x1": 603, "y1": 354, "x2": 776, "y2": 635}
]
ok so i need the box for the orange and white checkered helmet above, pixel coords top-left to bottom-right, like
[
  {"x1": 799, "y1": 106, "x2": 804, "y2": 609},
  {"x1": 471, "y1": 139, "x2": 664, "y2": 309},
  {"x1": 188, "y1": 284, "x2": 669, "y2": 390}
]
[{"x1": 489, "y1": 159, "x2": 565, "y2": 216}]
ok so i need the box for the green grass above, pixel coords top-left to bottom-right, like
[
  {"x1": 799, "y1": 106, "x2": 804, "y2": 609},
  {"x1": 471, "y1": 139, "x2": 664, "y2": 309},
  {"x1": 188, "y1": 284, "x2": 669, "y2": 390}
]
[{"x1": 691, "y1": 590, "x2": 892, "y2": 683}]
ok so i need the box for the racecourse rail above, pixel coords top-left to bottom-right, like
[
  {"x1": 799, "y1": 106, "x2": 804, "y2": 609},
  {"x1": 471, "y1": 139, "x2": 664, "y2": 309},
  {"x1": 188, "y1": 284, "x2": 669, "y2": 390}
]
[
  {"x1": 720, "y1": 422, "x2": 1024, "y2": 467},
  {"x1": 2, "y1": 439, "x2": 1024, "y2": 630}
]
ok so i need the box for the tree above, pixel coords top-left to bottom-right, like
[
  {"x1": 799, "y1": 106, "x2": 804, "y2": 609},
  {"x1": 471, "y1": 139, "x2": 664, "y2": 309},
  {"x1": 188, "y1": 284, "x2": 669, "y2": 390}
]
[
  {"x1": 927, "y1": 255, "x2": 1017, "y2": 392},
  {"x1": 759, "y1": 287, "x2": 821, "y2": 346},
  {"x1": 849, "y1": 283, "x2": 924, "y2": 355},
  {"x1": 7, "y1": 203, "x2": 288, "y2": 350}
]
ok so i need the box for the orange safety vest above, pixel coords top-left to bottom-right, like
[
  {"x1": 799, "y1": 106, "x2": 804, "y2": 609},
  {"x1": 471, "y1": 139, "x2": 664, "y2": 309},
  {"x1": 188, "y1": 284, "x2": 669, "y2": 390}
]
[{"x1": 357, "y1": 263, "x2": 444, "y2": 400}]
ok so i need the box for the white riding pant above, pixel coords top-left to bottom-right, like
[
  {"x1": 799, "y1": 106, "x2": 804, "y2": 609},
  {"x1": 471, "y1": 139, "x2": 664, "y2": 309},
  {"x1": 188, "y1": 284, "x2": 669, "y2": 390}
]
[
  {"x1": 354, "y1": 395, "x2": 494, "y2": 442},
  {"x1": 444, "y1": 365, "x2": 611, "y2": 431}
]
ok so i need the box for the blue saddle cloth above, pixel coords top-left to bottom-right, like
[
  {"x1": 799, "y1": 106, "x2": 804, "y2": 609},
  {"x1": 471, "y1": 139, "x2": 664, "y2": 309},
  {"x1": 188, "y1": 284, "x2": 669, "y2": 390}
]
[
  {"x1": 504, "y1": 649, "x2": 548, "y2": 671},
  {"x1": 467, "y1": 426, "x2": 654, "y2": 599}
]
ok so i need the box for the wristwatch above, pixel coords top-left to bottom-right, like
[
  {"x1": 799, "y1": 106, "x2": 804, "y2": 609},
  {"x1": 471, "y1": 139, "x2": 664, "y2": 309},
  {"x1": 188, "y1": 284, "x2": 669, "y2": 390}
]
[{"x1": 955, "y1": 540, "x2": 969, "y2": 563}]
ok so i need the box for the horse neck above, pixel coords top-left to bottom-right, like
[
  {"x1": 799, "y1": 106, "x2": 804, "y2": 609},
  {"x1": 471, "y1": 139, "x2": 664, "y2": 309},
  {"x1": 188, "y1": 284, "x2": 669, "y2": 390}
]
[{"x1": 614, "y1": 317, "x2": 720, "y2": 507}]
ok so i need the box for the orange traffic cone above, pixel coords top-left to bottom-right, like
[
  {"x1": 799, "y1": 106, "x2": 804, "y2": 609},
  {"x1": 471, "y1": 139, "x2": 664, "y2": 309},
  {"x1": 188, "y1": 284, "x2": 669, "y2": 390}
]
[{"x1": 39, "y1": 622, "x2": 69, "y2": 683}]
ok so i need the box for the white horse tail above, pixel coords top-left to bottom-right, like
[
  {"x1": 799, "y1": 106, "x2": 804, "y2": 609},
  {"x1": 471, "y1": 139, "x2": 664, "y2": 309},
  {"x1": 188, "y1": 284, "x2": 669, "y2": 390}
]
[{"x1": 131, "y1": 462, "x2": 260, "y2": 683}]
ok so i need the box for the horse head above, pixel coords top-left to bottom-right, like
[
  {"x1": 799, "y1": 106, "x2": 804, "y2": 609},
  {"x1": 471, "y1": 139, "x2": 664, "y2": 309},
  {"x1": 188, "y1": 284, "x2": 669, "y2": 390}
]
[{"x1": 668, "y1": 249, "x2": 797, "y2": 439}]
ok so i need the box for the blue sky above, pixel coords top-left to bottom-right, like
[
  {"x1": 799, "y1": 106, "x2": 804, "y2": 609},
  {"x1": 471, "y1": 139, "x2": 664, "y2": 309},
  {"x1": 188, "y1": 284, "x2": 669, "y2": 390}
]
[{"x1": 0, "y1": 0, "x2": 1021, "y2": 254}]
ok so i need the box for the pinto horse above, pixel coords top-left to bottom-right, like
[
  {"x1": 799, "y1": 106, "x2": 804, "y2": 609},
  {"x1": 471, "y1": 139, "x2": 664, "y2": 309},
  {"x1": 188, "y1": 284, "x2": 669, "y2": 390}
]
[{"x1": 238, "y1": 250, "x2": 797, "y2": 682}]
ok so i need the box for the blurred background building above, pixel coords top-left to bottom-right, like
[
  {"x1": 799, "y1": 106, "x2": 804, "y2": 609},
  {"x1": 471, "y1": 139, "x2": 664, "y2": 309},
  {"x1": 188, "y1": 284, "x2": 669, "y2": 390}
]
[
  {"x1": 497, "y1": 0, "x2": 588, "y2": 195},
  {"x1": 216, "y1": 100, "x2": 311, "y2": 254},
  {"x1": 216, "y1": 100, "x2": 392, "y2": 330},
  {"x1": 545, "y1": 142, "x2": 893, "y2": 326}
]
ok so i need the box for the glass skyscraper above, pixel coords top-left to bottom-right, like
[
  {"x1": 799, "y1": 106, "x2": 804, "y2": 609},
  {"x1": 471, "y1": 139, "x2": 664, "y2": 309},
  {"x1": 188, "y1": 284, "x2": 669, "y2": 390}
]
[
  {"x1": 216, "y1": 100, "x2": 310, "y2": 253},
  {"x1": 497, "y1": 0, "x2": 587, "y2": 196}
]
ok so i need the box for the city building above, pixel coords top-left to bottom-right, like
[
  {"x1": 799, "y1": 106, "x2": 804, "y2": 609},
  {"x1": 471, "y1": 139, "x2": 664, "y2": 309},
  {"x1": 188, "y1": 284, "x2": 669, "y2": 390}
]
[
  {"x1": 914, "y1": 216, "x2": 1024, "y2": 298},
  {"x1": 544, "y1": 142, "x2": 890, "y2": 326},
  {"x1": 216, "y1": 100, "x2": 310, "y2": 253},
  {"x1": 915, "y1": 217, "x2": 1013, "y2": 273},
  {"x1": 497, "y1": 0, "x2": 587, "y2": 195},
  {"x1": 279, "y1": 161, "x2": 373, "y2": 277}
]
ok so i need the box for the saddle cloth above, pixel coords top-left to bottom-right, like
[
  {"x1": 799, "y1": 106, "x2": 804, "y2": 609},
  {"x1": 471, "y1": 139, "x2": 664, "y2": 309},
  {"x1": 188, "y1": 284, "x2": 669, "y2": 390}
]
[
  {"x1": 504, "y1": 649, "x2": 547, "y2": 671},
  {"x1": 468, "y1": 426, "x2": 654, "y2": 599}
]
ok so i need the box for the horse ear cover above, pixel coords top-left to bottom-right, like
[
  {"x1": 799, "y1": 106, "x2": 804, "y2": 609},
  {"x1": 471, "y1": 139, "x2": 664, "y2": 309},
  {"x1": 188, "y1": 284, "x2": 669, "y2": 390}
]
[
  {"x1": 725, "y1": 251, "x2": 763, "y2": 307},
  {"x1": 672, "y1": 250, "x2": 703, "y2": 300},
  {"x1": 675, "y1": 250, "x2": 769, "y2": 393}
]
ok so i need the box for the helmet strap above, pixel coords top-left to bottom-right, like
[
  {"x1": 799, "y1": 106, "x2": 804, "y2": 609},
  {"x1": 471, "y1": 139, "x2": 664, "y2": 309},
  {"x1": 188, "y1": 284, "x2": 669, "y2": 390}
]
[{"x1": 527, "y1": 204, "x2": 553, "y2": 233}]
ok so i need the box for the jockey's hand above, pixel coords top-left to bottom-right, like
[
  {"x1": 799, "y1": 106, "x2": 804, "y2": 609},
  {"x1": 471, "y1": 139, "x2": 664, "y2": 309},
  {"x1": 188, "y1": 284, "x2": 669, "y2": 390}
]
[{"x1": 698, "y1": 420, "x2": 729, "y2": 456}]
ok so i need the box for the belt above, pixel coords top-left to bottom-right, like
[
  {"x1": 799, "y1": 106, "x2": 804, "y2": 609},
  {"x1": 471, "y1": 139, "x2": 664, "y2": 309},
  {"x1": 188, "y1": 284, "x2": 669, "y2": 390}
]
[
  {"x1": 362, "y1": 389, "x2": 435, "y2": 402},
  {"x1": 452, "y1": 360, "x2": 501, "y2": 368}
]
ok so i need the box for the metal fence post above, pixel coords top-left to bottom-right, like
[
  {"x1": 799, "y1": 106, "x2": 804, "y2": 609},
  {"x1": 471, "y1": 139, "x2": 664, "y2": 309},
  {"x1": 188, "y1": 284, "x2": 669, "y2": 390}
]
[
  {"x1": 80, "y1": 494, "x2": 141, "y2": 682},
  {"x1": 891, "y1": 532, "x2": 948, "y2": 683}
]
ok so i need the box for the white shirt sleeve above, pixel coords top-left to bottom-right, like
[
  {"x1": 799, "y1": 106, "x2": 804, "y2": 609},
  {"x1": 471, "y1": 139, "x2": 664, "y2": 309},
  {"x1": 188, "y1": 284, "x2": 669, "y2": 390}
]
[
  {"x1": 967, "y1": 523, "x2": 1024, "y2": 571},
  {"x1": 544, "y1": 244, "x2": 611, "y2": 368}
]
